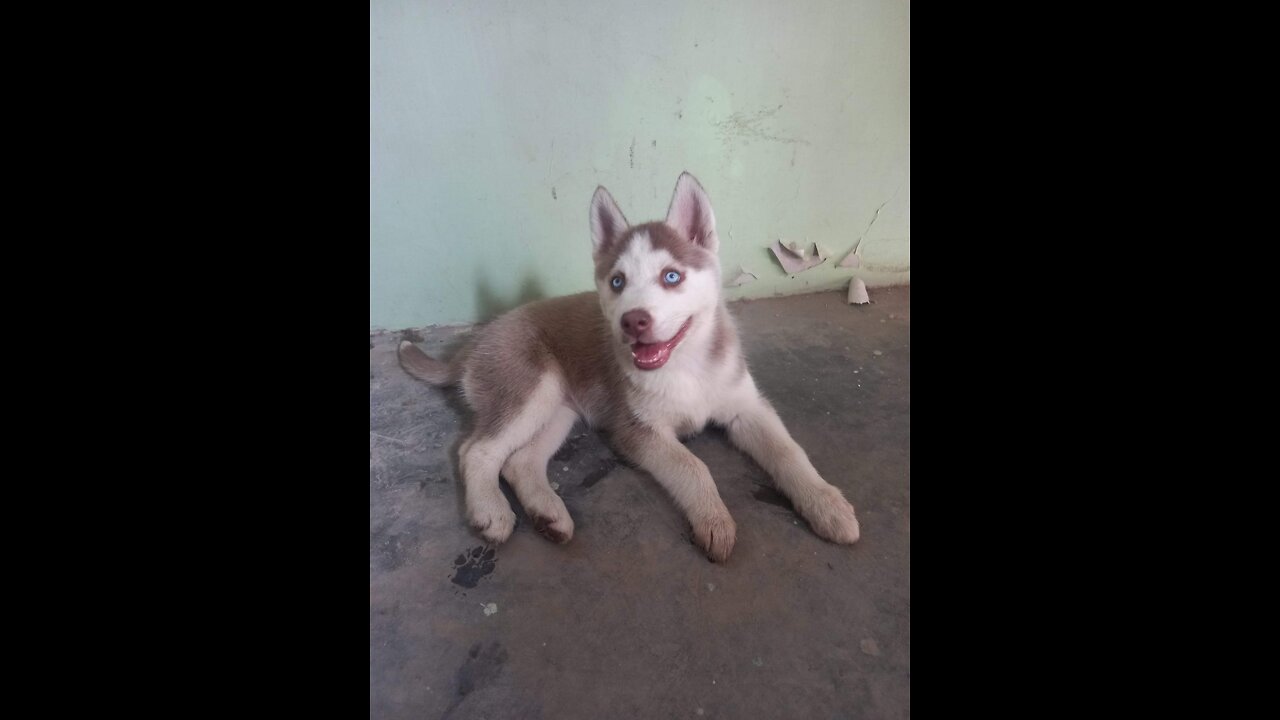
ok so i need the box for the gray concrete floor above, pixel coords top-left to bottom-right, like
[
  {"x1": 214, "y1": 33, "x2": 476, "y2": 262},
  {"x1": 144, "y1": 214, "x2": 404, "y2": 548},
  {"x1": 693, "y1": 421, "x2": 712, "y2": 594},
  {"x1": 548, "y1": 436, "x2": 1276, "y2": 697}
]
[{"x1": 370, "y1": 287, "x2": 910, "y2": 720}]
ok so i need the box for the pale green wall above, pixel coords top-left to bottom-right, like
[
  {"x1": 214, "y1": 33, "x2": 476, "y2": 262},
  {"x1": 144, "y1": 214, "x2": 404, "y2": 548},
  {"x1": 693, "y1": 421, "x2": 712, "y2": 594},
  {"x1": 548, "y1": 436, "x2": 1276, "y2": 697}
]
[{"x1": 371, "y1": 0, "x2": 909, "y2": 329}]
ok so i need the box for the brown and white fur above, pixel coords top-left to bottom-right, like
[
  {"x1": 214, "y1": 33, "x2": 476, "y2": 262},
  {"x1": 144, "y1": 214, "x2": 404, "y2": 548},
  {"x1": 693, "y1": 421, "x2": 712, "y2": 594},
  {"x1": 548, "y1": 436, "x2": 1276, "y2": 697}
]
[{"x1": 399, "y1": 173, "x2": 859, "y2": 562}]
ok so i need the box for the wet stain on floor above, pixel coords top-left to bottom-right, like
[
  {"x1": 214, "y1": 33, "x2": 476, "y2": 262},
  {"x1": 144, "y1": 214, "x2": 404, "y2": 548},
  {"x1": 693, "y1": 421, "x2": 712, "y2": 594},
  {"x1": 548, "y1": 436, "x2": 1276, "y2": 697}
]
[{"x1": 443, "y1": 642, "x2": 508, "y2": 719}]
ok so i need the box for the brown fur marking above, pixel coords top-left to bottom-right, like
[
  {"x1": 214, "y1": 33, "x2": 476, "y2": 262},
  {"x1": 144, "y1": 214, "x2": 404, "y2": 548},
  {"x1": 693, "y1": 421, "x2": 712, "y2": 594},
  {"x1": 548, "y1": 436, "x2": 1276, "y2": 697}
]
[
  {"x1": 594, "y1": 222, "x2": 713, "y2": 283},
  {"x1": 709, "y1": 304, "x2": 736, "y2": 362},
  {"x1": 462, "y1": 293, "x2": 629, "y2": 437}
]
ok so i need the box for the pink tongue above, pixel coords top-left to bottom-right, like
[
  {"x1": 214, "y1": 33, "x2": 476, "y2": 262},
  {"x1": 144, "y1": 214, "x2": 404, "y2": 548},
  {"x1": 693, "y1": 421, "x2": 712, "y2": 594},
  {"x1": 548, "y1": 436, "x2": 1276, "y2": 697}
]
[
  {"x1": 633, "y1": 342, "x2": 668, "y2": 366},
  {"x1": 630, "y1": 317, "x2": 691, "y2": 370}
]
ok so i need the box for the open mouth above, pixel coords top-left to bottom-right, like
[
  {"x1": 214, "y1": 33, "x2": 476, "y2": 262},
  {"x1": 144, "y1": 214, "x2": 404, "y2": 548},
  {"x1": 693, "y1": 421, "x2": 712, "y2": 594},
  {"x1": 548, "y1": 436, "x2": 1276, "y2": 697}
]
[{"x1": 630, "y1": 317, "x2": 692, "y2": 371}]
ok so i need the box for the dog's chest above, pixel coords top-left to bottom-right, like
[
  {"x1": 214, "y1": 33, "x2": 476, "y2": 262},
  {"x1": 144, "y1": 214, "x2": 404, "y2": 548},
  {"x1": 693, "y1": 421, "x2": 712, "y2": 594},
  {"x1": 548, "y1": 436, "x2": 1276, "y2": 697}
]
[{"x1": 628, "y1": 369, "x2": 725, "y2": 435}]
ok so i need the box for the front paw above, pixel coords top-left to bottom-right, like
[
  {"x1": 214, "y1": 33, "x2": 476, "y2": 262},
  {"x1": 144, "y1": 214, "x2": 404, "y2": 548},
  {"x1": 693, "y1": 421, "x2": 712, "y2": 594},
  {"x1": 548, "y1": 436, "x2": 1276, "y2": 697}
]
[
  {"x1": 529, "y1": 492, "x2": 575, "y2": 544},
  {"x1": 691, "y1": 510, "x2": 737, "y2": 563},
  {"x1": 798, "y1": 484, "x2": 861, "y2": 544},
  {"x1": 469, "y1": 501, "x2": 517, "y2": 544}
]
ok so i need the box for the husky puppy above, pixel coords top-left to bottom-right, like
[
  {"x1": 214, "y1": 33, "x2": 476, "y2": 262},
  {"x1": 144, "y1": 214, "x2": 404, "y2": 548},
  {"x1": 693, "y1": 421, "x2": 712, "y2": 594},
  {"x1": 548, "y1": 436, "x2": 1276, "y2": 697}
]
[{"x1": 399, "y1": 173, "x2": 860, "y2": 562}]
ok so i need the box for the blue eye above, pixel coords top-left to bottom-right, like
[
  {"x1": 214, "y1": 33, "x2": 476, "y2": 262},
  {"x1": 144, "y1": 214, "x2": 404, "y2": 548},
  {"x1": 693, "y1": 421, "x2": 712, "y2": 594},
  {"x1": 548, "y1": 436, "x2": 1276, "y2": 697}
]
[
  {"x1": 611, "y1": 275, "x2": 624, "y2": 289},
  {"x1": 664, "y1": 270, "x2": 682, "y2": 285}
]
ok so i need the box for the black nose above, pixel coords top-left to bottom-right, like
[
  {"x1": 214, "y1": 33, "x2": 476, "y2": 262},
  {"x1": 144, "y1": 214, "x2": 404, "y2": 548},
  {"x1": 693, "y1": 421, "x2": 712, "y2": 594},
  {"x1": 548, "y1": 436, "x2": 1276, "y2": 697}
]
[{"x1": 621, "y1": 309, "x2": 652, "y2": 338}]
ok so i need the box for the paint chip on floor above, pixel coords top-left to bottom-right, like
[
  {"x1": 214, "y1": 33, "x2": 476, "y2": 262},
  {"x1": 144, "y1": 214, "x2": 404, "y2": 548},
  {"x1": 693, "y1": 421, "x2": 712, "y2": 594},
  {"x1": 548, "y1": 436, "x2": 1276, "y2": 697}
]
[
  {"x1": 848, "y1": 277, "x2": 870, "y2": 304},
  {"x1": 481, "y1": 603, "x2": 498, "y2": 616}
]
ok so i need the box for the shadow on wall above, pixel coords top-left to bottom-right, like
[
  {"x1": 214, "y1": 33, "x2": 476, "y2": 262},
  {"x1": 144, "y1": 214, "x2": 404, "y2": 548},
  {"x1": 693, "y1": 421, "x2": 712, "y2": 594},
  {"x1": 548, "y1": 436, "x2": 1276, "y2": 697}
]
[{"x1": 475, "y1": 273, "x2": 548, "y2": 323}]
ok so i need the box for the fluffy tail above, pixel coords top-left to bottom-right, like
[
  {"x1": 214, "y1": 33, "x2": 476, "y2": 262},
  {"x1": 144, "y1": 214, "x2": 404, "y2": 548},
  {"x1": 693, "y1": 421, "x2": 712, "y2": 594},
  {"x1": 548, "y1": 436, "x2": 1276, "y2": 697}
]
[{"x1": 398, "y1": 341, "x2": 459, "y2": 386}]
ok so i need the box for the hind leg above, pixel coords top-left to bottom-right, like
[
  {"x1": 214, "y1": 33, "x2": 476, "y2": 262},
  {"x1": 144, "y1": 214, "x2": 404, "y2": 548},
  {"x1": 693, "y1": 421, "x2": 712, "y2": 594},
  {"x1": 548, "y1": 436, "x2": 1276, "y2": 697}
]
[
  {"x1": 502, "y1": 405, "x2": 579, "y2": 544},
  {"x1": 459, "y1": 376, "x2": 565, "y2": 544}
]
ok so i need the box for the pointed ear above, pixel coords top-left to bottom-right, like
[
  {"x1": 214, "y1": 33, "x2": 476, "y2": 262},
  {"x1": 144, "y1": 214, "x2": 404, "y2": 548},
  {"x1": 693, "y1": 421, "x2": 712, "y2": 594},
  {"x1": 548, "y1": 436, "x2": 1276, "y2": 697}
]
[
  {"x1": 664, "y1": 172, "x2": 718, "y2": 253},
  {"x1": 590, "y1": 186, "x2": 628, "y2": 256}
]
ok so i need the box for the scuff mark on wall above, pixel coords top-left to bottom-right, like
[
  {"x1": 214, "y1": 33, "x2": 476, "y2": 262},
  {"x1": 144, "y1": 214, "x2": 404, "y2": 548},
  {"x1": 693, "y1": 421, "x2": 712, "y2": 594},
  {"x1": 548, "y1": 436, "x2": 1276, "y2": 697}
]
[
  {"x1": 714, "y1": 105, "x2": 810, "y2": 147},
  {"x1": 629, "y1": 137, "x2": 635, "y2": 168},
  {"x1": 863, "y1": 263, "x2": 911, "y2": 274}
]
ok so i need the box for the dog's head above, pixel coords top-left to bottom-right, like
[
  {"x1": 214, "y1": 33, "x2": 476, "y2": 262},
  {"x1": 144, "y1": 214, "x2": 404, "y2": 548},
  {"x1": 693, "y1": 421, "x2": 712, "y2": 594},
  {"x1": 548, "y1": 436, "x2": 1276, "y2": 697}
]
[{"x1": 590, "y1": 172, "x2": 722, "y2": 372}]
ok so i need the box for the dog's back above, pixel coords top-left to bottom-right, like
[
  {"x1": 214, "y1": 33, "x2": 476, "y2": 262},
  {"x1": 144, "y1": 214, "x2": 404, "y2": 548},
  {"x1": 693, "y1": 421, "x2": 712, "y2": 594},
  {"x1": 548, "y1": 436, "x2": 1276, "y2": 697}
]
[{"x1": 459, "y1": 292, "x2": 622, "y2": 431}]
